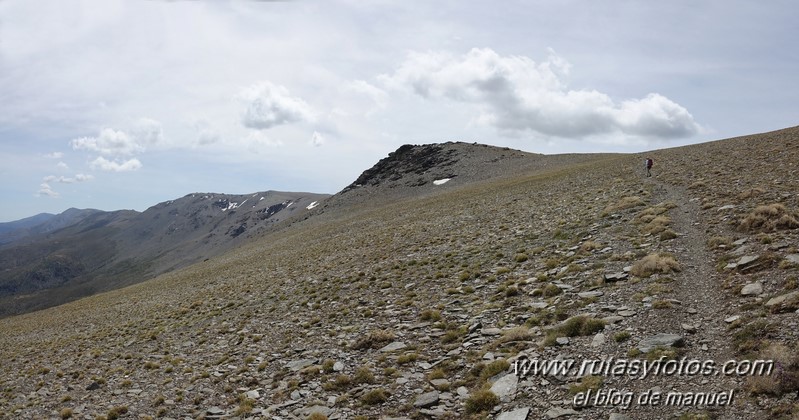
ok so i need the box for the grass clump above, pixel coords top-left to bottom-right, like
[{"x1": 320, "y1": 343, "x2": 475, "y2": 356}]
[
  {"x1": 419, "y1": 309, "x2": 442, "y2": 322},
  {"x1": 361, "y1": 388, "x2": 389, "y2": 405},
  {"x1": 745, "y1": 343, "x2": 799, "y2": 397},
  {"x1": 351, "y1": 329, "x2": 395, "y2": 350},
  {"x1": 630, "y1": 253, "x2": 681, "y2": 277},
  {"x1": 569, "y1": 375, "x2": 603, "y2": 395},
  {"x1": 603, "y1": 196, "x2": 645, "y2": 215},
  {"x1": 732, "y1": 319, "x2": 778, "y2": 354},
  {"x1": 739, "y1": 204, "x2": 799, "y2": 232},
  {"x1": 543, "y1": 316, "x2": 606, "y2": 346},
  {"x1": 464, "y1": 389, "x2": 500, "y2": 414},
  {"x1": 613, "y1": 331, "x2": 632, "y2": 343},
  {"x1": 479, "y1": 359, "x2": 510, "y2": 381}
]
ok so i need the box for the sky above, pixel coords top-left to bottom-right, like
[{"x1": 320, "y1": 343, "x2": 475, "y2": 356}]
[{"x1": 1, "y1": 0, "x2": 797, "y2": 222}]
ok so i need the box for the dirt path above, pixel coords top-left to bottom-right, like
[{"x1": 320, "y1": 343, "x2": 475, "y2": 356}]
[{"x1": 643, "y1": 178, "x2": 761, "y2": 419}]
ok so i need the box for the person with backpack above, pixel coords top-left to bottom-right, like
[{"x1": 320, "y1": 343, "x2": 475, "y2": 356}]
[{"x1": 645, "y1": 157, "x2": 654, "y2": 177}]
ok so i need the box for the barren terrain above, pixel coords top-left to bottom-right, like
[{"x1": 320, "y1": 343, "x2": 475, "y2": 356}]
[{"x1": 1, "y1": 127, "x2": 798, "y2": 420}]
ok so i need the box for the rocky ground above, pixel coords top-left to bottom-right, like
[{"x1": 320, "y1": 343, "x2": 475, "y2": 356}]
[{"x1": 1, "y1": 127, "x2": 798, "y2": 419}]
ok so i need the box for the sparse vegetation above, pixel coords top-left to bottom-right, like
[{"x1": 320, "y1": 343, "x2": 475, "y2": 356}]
[
  {"x1": 739, "y1": 204, "x2": 799, "y2": 232},
  {"x1": 464, "y1": 389, "x2": 500, "y2": 414},
  {"x1": 630, "y1": 253, "x2": 681, "y2": 277}
]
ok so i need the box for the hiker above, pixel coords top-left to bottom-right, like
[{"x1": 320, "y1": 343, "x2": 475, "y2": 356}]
[{"x1": 645, "y1": 157, "x2": 654, "y2": 177}]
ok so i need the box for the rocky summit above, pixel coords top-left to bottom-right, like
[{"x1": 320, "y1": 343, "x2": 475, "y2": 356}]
[{"x1": 1, "y1": 127, "x2": 799, "y2": 419}]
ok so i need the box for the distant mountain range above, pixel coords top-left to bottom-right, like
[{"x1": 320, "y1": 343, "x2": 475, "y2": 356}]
[{"x1": 0, "y1": 190, "x2": 328, "y2": 317}]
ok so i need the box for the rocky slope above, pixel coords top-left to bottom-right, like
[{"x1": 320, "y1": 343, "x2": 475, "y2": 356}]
[
  {"x1": 0, "y1": 129, "x2": 798, "y2": 419},
  {"x1": 0, "y1": 190, "x2": 329, "y2": 318}
]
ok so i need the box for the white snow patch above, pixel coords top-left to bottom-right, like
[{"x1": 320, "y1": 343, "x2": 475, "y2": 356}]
[
  {"x1": 307, "y1": 201, "x2": 319, "y2": 210},
  {"x1": 433, "y1": 178, "x2": 451, "y2": 185},
  {"x1": 259, "y1": 196, "x2": 265, "y2": 201}
]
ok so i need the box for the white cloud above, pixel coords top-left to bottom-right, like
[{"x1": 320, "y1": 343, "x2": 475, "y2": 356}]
[
  {"x1": 71, "y1": 128, "x2": 141, "y2": 156},
  {"x1": 90, "y1": 156, "x2": 143, "y2": 172},
  {"x1": 380, "y1": 48, "x2": 701, "y2": 139},
  {"x1": 44, "y1": 152, "x2": 64, "y2": 159},
  {"x1": 311, "y1": 131, "x2": 325, "y2": 147},
  {"x1": 56, "y1": 161, "x2": 70, "y2": 170},
  {"x1": 238, "y1": 81, "x2": 315, "y2": 130},
  {"x1": 44, "y1": 174, "x2": 94, "y2": 184},
  {"x1": 37, "y1": 183, "x2": 59, "y2": 198},
  {"x1": 70, "y1": 119, "x2": 164, "y2": 156}
]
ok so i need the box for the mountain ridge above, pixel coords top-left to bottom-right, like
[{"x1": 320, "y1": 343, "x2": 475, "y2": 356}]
[
  {"x1": 0, "y1": 189, "x2": 329, "y2": 317},
  {"x1": 1, "y1": 128, "x2": 798, "y2": 418}
]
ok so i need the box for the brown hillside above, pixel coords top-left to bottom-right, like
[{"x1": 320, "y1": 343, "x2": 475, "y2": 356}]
[{"x1": 1, "y1": 127, "x2": 797, "y2": 419}]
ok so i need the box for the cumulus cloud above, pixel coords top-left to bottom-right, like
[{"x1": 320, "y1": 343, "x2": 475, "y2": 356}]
[
  {"x1": 238, "y1": 81, "x2": 315, "y2": 130},
  {"x1": 43, "y1": 174, "x2": 94, "y2": 183},
  {"x1": 71, "y1": 128, "x2": 141, "y2": 156},
  {"x1": 44, "y1": 152, "x2": 64, "y2": 159},
  {"x1": 90, "y1": 156, "x2": 142, "y2": 172},
  {"x1": 70, "y1": 119, "x2": 163, "y2": 156},
  {"x1": 56, "y1": 161, "x2": 70, "y2": 170},
  {"x1": 380, "y1": 48, "x2": 700, "y2": 139},
  {"x1": 37, "y1": 183, "x2": 59, "y2": 198}
]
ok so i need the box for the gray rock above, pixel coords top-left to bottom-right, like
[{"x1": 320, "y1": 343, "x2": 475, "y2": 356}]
[
  {"x1": 609, "y1": 414, "x2": 632, "y2": 420},
  {"x1": 718, "y1": 205, "x2": 736, "y2": 211},
  {"x1": 430, "y1": 379, "x2": 450, "y2": 389},
  {"x1": 380, "y1": 341, "x2": 407, "y2": 352},
  {"x1": 556, "y1": 337, "x2": 570, "y2": 345},
  {"x1": 456, "y1": 386, "x2": 469, "y2": 398},
  {"x1": 246, "y1": 390, "x2": 260, "y2": 399},
  {"x1": 724, "y1": 315, "x2": 741, "y2": 323},
  {"x1": 618, "y1": 310, "x2": 636, "y2": 317},
  {"x1": 766, "y1": 291, "x2": 799, "y2": 308},
  {"x1": 638, "y1": 333, "x2": 684, "y2": 353},
  {"x1": 333, "y1": 361, "x2": 344, "y2": 372},
  {"x1": 481, "y1": 328, "x2": 502, "y2": 336},
  {"x1": 413, "y1": 391, "x2": 440, "y2": 408},
  {"x1": 602, "y1": 316, "x2": 624, "y2": 324},
  {"x1": 737, "y1": 255, "x2": 760, "y2": 268},
  {"x1": 497, "y1": 407, "x2": 530, "y2": 420},
  {"x1": 285, "y1": 358, "x2": 316, "y2": 372},
  {"x1": 741, "y1": 282, "x2": 763, "y2": 296},
  {"x1": 604, "y1": 272, "x2": 628, "y2": 282},
  {"x1": 591, "y1": 333, "x2": 606, "y2": 347},
  {"x1": 681, "y1": 324, "x2": 697, "y2": 333},
  {"x1": 302, "y1": 405, "x2": 333, "y2": 417},
  {"x1": 206, "y1": 407, "x2": 225, "y2": 416},
  {"x1": 490, "y1": 373, "x2": 519, "y2": 401},
  {"x1": 530, "y1": 301, "x2": 549, "y2": 309},
  {"x1": 545, "y1": 407, "x2": 579, "y2": 418},
  {"x1": 786, "y1": 254, "x2": 799, "y2": 264},
  {"x1": 578, "y1": 291, "x2": 604, "y2": 299}
]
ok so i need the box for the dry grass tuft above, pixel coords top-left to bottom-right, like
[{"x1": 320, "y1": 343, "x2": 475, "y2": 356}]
[
  {"x1": 603, "y1": 196, "x2": 645, "y2": 215},
  {"x1": 464, "y1": 389, "x2": 500, "y2": 414},
  {"x1": 745, "y1": 343, "x2": 799, "y2": 397},
  {"x1": 630, "y1": 253, "x2": 681, "y2": 278},
  {"x1": 739, "y1": 204, "x2": 799, "y2": 232},
  {"x1": 351, "y1": 329, "x2": 396, "y2": 350}
]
